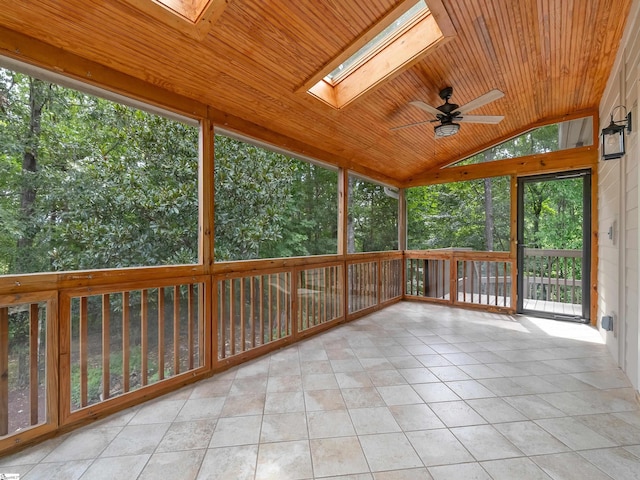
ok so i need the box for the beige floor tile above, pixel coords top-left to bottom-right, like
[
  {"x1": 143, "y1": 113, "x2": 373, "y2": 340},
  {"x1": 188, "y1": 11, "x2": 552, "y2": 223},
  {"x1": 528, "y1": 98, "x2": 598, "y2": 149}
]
[
  {"x1": 265, "y1": 391, "x2": 306, "y2": 414},
  {"x1": 310, "y1": 436, "x2": 369, "y2": 477},
  {"x1": 24, "y1": 460, "x2": 92, "y2": 480},
  {"x1": 444, "y1": 380, "x2": 496, "y2": 400},
  {"x1": 415, "y1": 355, "x2": 453, "y2": 368},
  {"x1": 220, "y1": 393, "x2": 265, "y2": 417},
  {"x1": 369, "y1": 370, "x2": 409, "y2": 387},
  {"x1": 189, "y1": 378, "x2": 233, "y2": 399},
  {"x1": 342, "y1": 387, "x2": 386, "y2": 408},
  {"x1": 349, "y1": 407, "x2": 402, "y2": 434},
  {"x1": 41, "y1": 426, "x2": 122, "y2": 462},
  {"x1": 412, "y1": 383, "x2": 459, "y2": 403},
  {"x1": 578, "y1": 447, "x2": 640, "y2": 480},
  {"x1": 458, "y1": 364, "x2": 503, "y2": 380},
  {"x1": 305, "y1": 389, "x2": 347, "y2": 411},
  {"x1": 389, "y1": 404, "x2": 445, "y2": 431},
  {"x1": 229, "y1": 376, "x2": 268, "y2": 396},
  {"x1": 336, "y1": 371, "x2": 374, "y2": 389},
  {"x1": 451, "y1": 424, "x2": 523, "y2": 461},
  {"x1": 377, "y1": 385, "x2": 423, "y2": 406},
  {"x1": 480, "y1": 457, "x2": 552, "y2": 480},
  {"x1": 532, "y1": 452, "x2": 614, "y2": 480},
  {"x1": 465, "y1": 397, "x2": 527, "y2": 423},
  {"x1": 308, "y1": 410, "x2": 356, "y2": 438},
  {"x1": 535, "y1": 417, "x2": 616, "y2": 450},
  {"x1": 175, "y1": 397, "x2": 225, "y2": 422},
  {"x1": 267, "y1": 374, "x2": 303, "y2": 392},
  {"x1": 429, "y1": 401, "x2": 487, "y2": 427},
  {"x1": 429, "y1": 366, "x2": 471, "y2": 382},
  {"x1": 261, "y1": 412, "x2": 308, "y2": 442},
  {"x1": 428, "y1": 462, "x2": 491, "y2": 480},
  {"x1": 210, "y1": 415, "x2": 262, "y2": 447},
  {"x1": 138, "y1": 449, "x2": 206, "y2": 480},
  {"x1": 256, "y1": 440, "x2": 313, "y2": 480},
  {"x1": 373, "y1": 468, "x2": 433, "y2": 479},
  {"x1": 79, "y1": 454, "x2": 149, "y2": 480},
  {"x1": 406, "y1": 429, "x2": 474, "y2": 466},
  {"x1": 495, "y1": 421, "x2": 570, "y2": 456},
  {"x1": 502, "y1": 395, "x2": 566, "y2": 419},
  {"x1": 440, "y1": 353, "x2": 480, "y2": 365},
  {"x1": 128, "y1": 398, "x2": 185, "y2": 425},
  {"x1": 331, "y1": 359, "x2": 365, "y2": 373},
  {"x1": 197, "y1": 445, "x2": 258, "y2": 480},
  {"x1": 398, "y1": 367, "x2": 439, "y2": 384},
  {"x1": 101, "y1": 423, "x2": 170, "y2": 457},
  {"x1": 359, "y1": 433, "x2": 423, "y2": 471},
  {"x1": 156, "y1": 418, "x2": 217, "y2": 452},
  {"x1": 302, "y1": 373, "x2": 339, "y2": 391},
  {"x1": 575, "y1": 413, "x2": 640, "y2": 445}
]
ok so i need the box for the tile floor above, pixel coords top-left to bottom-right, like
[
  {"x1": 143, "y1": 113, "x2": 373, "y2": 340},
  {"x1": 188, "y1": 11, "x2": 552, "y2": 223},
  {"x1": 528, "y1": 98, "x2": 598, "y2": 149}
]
[{"x1": 1, "y1": 302, "x2": 640, "y2": 479}]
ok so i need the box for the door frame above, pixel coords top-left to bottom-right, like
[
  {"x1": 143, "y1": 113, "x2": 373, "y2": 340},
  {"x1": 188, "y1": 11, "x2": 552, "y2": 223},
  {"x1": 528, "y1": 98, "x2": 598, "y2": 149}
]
[{"x1": 516, "y1": 170, "x2": 591, "y2": 322}]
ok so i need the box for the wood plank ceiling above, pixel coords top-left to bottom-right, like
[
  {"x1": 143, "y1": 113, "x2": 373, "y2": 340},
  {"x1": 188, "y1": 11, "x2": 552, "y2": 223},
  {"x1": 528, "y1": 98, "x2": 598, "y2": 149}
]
[{"x1": 0, "y1": 0, "x2": 632, "y2": 186}]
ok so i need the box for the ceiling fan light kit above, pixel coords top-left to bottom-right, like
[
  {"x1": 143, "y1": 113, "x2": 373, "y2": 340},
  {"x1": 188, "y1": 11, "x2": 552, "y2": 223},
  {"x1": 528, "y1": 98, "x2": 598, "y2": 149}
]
[
  {"x1": 400, "y1": 87, "x2": 504, "y2": 138},
  {"x1": 434, "y1": 122, "x2": 460, "y2": 137}
]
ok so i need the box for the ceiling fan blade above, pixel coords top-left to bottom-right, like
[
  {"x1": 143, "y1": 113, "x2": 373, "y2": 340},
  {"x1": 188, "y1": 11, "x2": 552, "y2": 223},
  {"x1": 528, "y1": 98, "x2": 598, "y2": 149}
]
[
  {"x1": 390, "y1": 119, "x2": 434, "y2": 131},
  {"x1": 457, "y1": 114, "x2": 504, "y2": 124},
  {"x1": 409, "y1": 100, "x2": 441, "y2": 117},
  {"x1": 457, "y1": 89, "x2": 504, "y2": 114}
]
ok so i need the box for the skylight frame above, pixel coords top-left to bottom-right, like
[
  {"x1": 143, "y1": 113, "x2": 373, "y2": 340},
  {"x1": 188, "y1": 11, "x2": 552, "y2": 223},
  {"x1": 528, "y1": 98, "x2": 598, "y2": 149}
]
[
  {"x1": 324, "y1": 0, "x2": 430, "y2": 86},
  {"x1": 301, "y1": 0, "x2": 456, "y2": 110}
]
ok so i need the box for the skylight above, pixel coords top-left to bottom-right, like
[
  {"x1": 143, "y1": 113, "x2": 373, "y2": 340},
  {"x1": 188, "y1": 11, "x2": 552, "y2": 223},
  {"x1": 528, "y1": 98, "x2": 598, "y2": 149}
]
[
  {"x1": 324, "y1": 1, "x2": 429, "y2": 86},
  {"x1": 303, "y1": 0, "x2": 455, "y2": 109}
]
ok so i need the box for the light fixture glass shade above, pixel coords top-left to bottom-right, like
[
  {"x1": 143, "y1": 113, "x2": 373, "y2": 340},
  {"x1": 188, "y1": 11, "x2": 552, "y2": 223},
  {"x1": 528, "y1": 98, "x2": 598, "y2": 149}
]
[
  {"x1": 434, "y1": 122, "x2": 460, "y2": 137},
  {"x1": 601, "y1": 119, "x2": 625, "y2": 160}
]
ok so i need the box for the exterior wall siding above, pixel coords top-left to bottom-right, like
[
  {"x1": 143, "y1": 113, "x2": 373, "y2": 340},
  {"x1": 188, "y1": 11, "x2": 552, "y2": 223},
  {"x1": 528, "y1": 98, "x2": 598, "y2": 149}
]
[{"x1": 599, "y1": 0, "x2": 640, "y2": 390}]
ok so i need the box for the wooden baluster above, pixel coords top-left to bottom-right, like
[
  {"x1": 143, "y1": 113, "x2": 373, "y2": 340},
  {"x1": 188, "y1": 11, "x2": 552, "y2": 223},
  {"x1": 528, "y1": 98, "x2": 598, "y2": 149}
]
[
  {"x1": 80, "y1": 297, "x2": 88, "y2": 407},
  {"x1": 1, "y1": 306, "x2": 9, "y2": 435},
  {"x1": 239, "y1": 278, "x2": 245, "y2": 353},
  {"x1": 30, "y1": 303, "x2": 39, "y2": 425},
  {"x1": 267, "y1": 274, "x2": 273, "y2": 342},
  {"x1": 102, "y1": 294, "x2": 110, "y2": 400},
  {"x1": 259, "y1": 276, "x2": 264, "y2": 346},
  {"x1": 123, "y1": 292, "x2": 130, "y2": 392},
  {"x1": 188, "y1": 284, "x2": 195, "y2": 369},
  {"x1": 157, "y1": 288, "x2": 164, "y2": 381},
  {"x1": 229, "y1": 280, "x2": 236, "y2": 355},
  {"x1": 173, "y1": 286, "x2": 181, "y2": 370},
  {"x1": 250, "y1": 277, "x2": 256, "y2": 348},
  {"x1": 218, "y1": 282, "x2": 225, "y2": 360},
  {"x1": 141, "y1": 290, "x2": 148, "y2": 386},
  {"x1": 276, "y1": 274, "x2": 281, "y2": 338}
]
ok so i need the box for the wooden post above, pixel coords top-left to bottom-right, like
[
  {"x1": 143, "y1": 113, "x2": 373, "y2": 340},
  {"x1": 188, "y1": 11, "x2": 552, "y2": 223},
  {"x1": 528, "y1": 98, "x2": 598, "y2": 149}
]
[
  {"x1": 29, "y1": 303, "x2": 39, "y2": 424},
  {"x1": 0, "y1": 306, "x2": 9, "y2": 435},
  {"x1": 102, "y1": 294, "x2": 110, "y2": 400}
]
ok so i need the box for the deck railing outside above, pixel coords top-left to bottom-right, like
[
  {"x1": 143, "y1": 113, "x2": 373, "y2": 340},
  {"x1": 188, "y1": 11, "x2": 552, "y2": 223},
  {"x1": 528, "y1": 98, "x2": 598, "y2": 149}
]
[
  {"x1": 522, "y1": 248, "x2": 582, "y2": 304},
  {"x1": 405, "y1": 249, "x2": 514, "y2": 310}
]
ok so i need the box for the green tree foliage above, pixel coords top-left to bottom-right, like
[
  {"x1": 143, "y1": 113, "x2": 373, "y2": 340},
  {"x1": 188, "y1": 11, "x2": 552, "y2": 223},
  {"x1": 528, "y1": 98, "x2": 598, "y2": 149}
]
[
  {"x1": 407, "y1": 177, "x2": 511, "y2": 251},
  {"x1": 213, "y1": 135, "x2": 338, "y2": 261},
  {"x1": 523, "y1": 177, "x2": 584, "y2": 250},
  {"x1": 348, "y1": 176, "x2": 398, "y2": 252},
  {"x1": 0, "y1": 68, "x2": 199, "y2": 274}
]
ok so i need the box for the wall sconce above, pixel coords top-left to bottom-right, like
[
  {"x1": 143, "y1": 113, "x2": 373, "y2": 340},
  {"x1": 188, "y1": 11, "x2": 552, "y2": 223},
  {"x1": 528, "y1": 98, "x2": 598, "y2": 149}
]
[{"x1": 601, "y1": 105, "x2": 632, "y2": 160}]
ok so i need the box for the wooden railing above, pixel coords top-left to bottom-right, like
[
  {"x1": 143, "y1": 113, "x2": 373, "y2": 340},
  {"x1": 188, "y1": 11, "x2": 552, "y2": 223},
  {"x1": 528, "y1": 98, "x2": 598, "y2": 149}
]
[
  {"x1": 522, "y1": 248, "x2": 582, "y2": 305},
  {"x1": 405, "y1": 250, "x2": 515, "y2": 312},
  {"x1": 60, "y1": 277, "x2": 209, "y2": 425},
  {"x1": 0, "y1": 249, "x2": 495, "y2": 454},
  {"x1": 214, "y1": 253, "x2": 403, "y2": 366}
]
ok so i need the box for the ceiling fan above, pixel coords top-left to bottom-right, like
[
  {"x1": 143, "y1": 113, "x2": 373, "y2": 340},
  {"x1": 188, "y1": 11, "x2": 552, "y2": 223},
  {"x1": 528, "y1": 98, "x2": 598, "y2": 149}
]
[{"x1": 393, "y1": 86, "x2": 504, "y2": 138}]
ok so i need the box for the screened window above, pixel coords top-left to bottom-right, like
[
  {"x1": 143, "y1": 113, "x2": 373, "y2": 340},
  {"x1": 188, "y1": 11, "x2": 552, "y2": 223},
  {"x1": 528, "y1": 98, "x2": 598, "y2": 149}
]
[
  {"x1": 407, "y1": 177, "x2": 510, "y2": 251},
  {"x1": 214, "y1": 134, "x2": 338, "y2": 261},
  {"x1": 0, "y1": 66, "x2": 199, "y2": 275},
  {"x1": 348, "y1": 175, "x2": 398, "y2": 253}
]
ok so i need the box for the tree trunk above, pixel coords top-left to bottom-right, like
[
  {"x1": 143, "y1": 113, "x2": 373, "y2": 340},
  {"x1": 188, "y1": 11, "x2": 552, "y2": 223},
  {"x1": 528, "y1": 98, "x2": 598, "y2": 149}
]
[
  {"x1": 482, "y1": 149, "x2": 495, "y2": 251},
  {"x1": 483, "y1": 177, "x2": 494, "y2": 251},
  {"x1": 347, "y1": 176, "x2": 356, "y2": 253},
  {"x1": 16, "y1": 78, "x2": 48, "y2": 273}
]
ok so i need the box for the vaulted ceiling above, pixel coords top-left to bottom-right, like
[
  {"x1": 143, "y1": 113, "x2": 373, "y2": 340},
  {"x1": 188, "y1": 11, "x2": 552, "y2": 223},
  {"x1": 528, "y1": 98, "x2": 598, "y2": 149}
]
[{"x1": 0, "y1": 0, "x2": 632, "y2": 186}]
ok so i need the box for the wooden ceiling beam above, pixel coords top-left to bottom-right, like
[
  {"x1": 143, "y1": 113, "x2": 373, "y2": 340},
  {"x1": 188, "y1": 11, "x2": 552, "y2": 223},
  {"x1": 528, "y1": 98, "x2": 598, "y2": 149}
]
[{"x1": 403, "y1": 145, "x2": 599, "y2": 187}]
